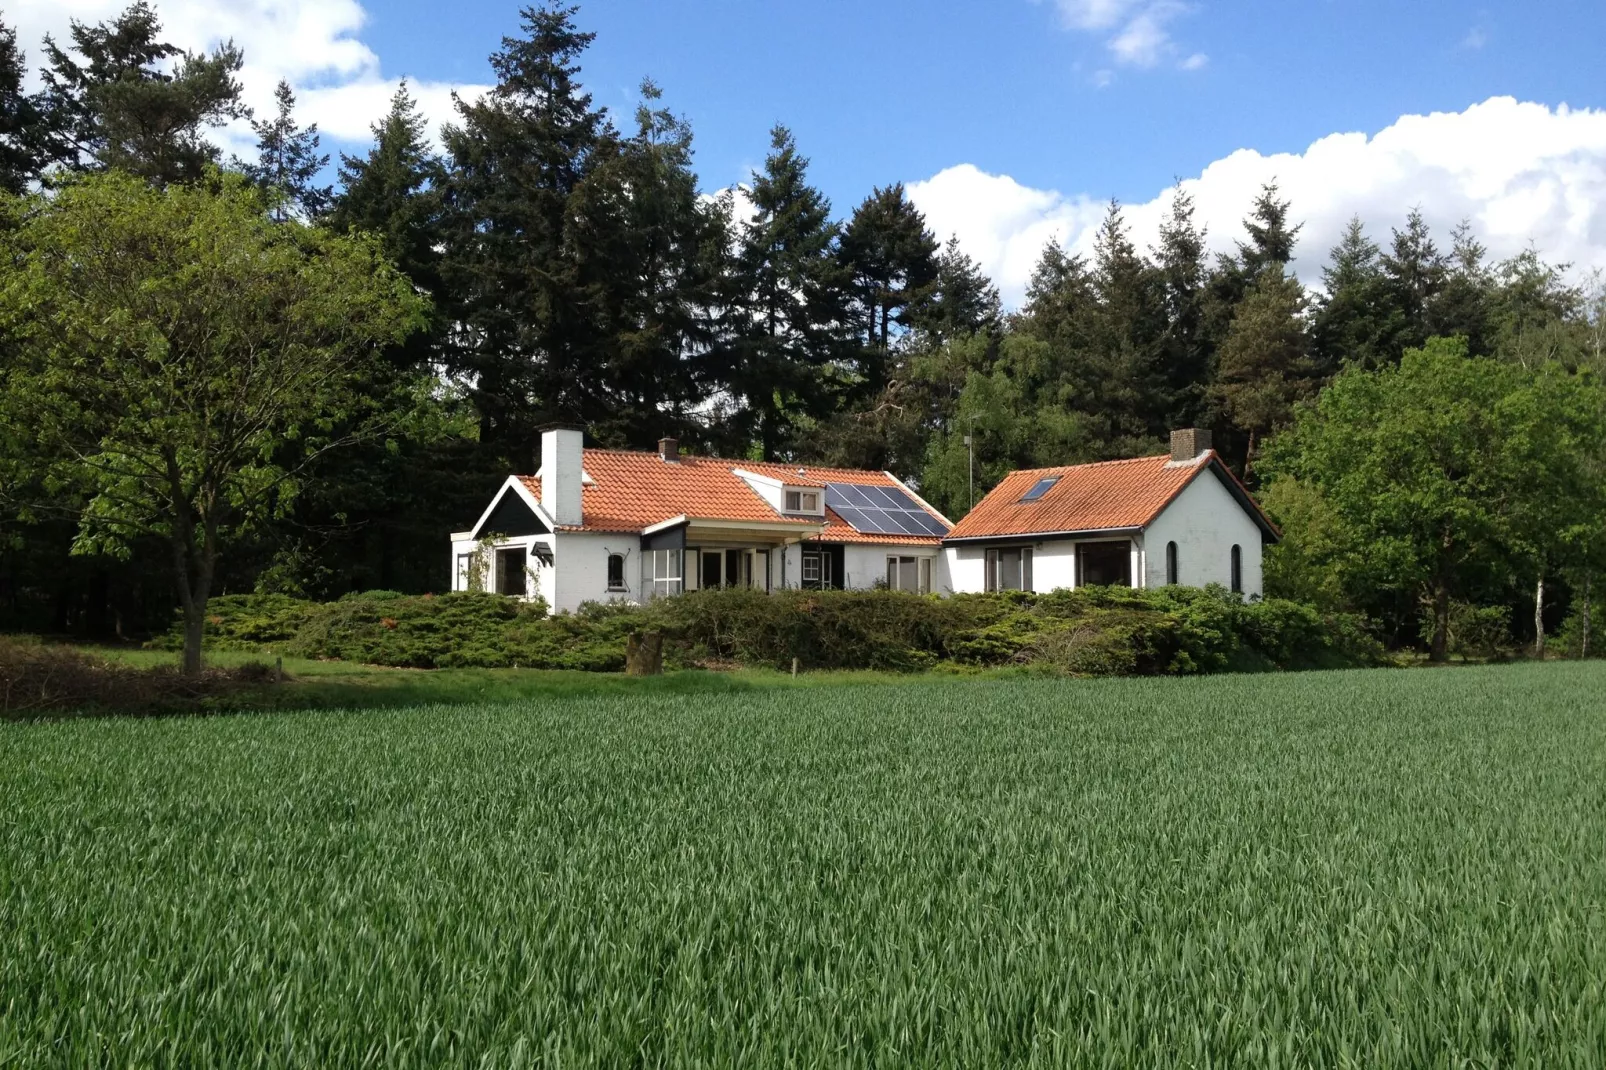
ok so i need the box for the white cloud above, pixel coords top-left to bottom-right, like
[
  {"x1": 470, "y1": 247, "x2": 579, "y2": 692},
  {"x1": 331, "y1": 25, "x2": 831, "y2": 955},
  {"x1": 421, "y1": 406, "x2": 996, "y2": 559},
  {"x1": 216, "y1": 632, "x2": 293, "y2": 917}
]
[
  {"x1": 1461, "y1": 26, "x2": 1489, "y2": 51},
  {"x1": 908, "y1": 97, "x2": 1606, "y2": 307},
  {"x1": 4, "y1": 0, "x2": 489, "y2": 149},
  {"x1": 1046, "y1": 0, "x2": 1202, "y2": 73}
]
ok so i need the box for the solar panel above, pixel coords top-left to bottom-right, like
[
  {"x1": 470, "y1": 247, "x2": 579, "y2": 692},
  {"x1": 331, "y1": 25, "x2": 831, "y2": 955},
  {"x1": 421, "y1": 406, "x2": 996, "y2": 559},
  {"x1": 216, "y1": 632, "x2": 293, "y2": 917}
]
[{"x1": 825, "y1": 482, "x2": 948, "y2": 537}]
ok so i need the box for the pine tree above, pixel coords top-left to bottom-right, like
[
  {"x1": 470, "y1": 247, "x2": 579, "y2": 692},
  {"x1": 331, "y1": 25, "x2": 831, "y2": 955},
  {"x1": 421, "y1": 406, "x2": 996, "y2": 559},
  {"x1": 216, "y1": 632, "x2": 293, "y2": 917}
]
[
  {"x1": 1381, "y1": 207, "x2": 1447, "y2": 352},
  {"x1": 836, "y1": 184, "x2": 940, "y2": 395},
  {"x1": 1311, "y1": 217, "x2": 1398, "y2": 373},
  {"x1": 38, "y1": 1, "x2": 245, "y2": 186},
  {"x1": 440, "y1": 3, "x2": 615, "y2": 451},
  {"x1": 571, "y1": 79, "x2": 725, "y2": 447},
  {"x1": 329, "y1": 82, "x2": 446, "y2": 306},
  {"x1": 720, "y1": 124, "x2": 851, "y2": 459},
  {"x1": 1428, "y1": 220, "x2": 1492, "y2": 354},
  {"x1": 1088, "y1": 200, "x2": 1169, "y2": 450},
  {"x1": 1237, "y1": 181, "x2": 1301, "y2": 278},
  {"x1": 1153, "y1": 188, "x2": 1210, "y2": 427},
  {"x1": 914, "y1": 236, "x2": 1001, "y2": 342},
  {"x1": 1214, "y1": 267, "x2": 1314, "y2": 477},
  {"x1": 242, "y1": 80, "x2": 330, "y2": 221},
  {"x1": 0, "y1": 18, "x2": 50, "y2": 194}
]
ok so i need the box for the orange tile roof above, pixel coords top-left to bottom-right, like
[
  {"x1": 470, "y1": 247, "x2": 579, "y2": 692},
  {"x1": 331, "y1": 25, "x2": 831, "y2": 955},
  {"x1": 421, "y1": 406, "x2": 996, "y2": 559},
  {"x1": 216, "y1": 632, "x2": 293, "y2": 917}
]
[
  {"x1": 517, "y1": 449, "x2": 949, "y2": 543},
  {"x1": 944, "y1": 451, "x2": 1275, "y2": 541}
]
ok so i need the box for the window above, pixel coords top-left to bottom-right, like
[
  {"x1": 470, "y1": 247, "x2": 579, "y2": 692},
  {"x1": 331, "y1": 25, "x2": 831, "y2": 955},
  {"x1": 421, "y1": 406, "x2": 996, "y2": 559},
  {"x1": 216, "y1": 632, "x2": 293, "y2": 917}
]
[
  {"x1": 606, "y1": 552, "x2": 626, "y2": 591},
  {"x1": 456, "y1": 553, "x2": 476, "y2": 592},
  {"x1": 885, "y1": 556, "x2": 932, "y2": 594},
  {"x1": 1077, "y1": 541, "x2": 1131, "y2": 588},
  {"x1": 496, "y1": 547, "x2": 528, "y2": 597},
  {"x1": 642, "y1": 549, "x2": 682, "y2": 599},
  {"x1": 784, "y1": 489, "x2": 820, "y2": 513},
  {"x1": 1018, "y1": 476, "x2": 1060, "y2": 503},
  {"x1": 984, "y1": 547, "x2": 1032, "y2": 592},
  {"x1": 1165, "y1": 541, "x2": 1179, "y2": 586},
  {"x1": 801, "y1": 549, "x2": 832, "y2": 589},
  {"x1": 1230, "y1": 544, "x2": 1242, "y2": 594}
]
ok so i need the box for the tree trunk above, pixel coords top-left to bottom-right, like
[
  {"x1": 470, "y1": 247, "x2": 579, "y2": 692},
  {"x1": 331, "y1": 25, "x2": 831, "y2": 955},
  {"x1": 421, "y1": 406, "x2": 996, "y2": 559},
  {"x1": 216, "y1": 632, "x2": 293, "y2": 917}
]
[
  {"x1": 181, "y1": 598, "x2": 206, "y2": 676},
  {"x1": 1429, "y1": 583, "x2": 1450, "y2": 663},
  {"x1": 1533, "y1": 574, "x2": 1546, "y2": 659},
  {"x1": 625, "y1": 631, "x2": 664, "y2": 676}
]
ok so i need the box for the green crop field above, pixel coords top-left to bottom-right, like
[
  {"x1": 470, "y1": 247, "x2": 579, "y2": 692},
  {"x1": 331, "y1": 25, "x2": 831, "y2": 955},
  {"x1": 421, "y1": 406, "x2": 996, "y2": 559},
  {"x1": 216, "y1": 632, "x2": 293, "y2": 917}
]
[{"x1": 2, "y1": 664, "x2": 1604, "y2": 1067}]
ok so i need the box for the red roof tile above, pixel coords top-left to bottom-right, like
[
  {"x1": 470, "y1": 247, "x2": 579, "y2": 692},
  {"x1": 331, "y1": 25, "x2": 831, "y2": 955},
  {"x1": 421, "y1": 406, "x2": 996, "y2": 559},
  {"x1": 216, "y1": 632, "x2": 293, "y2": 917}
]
[
  {"x1": 945, "y1": 451, "x2": 1274, "y2": 540},
  {"x1": 517, "y1": 449, "x2": 949, "y2": 542}
]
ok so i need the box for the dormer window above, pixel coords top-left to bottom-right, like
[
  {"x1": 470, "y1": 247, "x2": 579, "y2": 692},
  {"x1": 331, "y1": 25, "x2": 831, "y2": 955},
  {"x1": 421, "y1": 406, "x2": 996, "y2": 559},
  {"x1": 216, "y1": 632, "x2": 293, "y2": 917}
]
[{"x1": 784, "y1": 488, "x2": 821, "y2": 514}]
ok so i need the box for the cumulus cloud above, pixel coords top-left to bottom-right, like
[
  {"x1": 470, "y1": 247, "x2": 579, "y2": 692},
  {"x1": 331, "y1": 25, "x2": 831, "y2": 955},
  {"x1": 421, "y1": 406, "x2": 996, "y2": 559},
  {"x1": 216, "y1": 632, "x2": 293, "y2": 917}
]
[
  {"x1": 4, "y1": 0, "x2": 489, "y2": 149},
  {"x1": 908, "y1": 97, "x2": 1606, "y2": 307},
  {"x1": 1046, "y1": 0, "x2": 1203, "y2": 73}
]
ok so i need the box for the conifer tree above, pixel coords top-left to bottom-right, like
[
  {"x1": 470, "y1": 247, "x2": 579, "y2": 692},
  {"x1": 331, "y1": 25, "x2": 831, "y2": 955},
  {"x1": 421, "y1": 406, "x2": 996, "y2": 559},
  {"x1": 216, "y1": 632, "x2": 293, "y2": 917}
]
[
  {"x1": 721, "y1": 124, "x2": 850, "y2": 459},
  {"x1": 1381, "y1": 207, "x2": 1447, "y2": 352},
  {"x1": 0, "y1": 18, "x2": 50, "y2": 194},
  {"x1": 1311, "y1": 217, "x2": 1397, "y2": 373},
  {"x1": 1087, "y1": 200, "x2": 1169, "y2": 450},
  {"x1": 915, "y1": 236, "x2": 1001, "y2": 341},
  {"x1": 440, "y1": 3, "x2": 615, "y2": 451},
  {"x1": 38, "y1": 1, "x2": 245, "y2": 186},
  {"x1": 1153, "y1": 188, "x2": 1210, "y2": 427},
  {"x1": 837, "y1": 184, "x2": 939, "y2": 395},
  {"x1": 1214, "y1": 267, "x2": 1314, "y2": 477},
  {"x1": 1236, "y1": 181, "x2": 1301, "y2": 278},
  {"x1": 242, "y1": 80, "x2": 331, "y2": 221}
]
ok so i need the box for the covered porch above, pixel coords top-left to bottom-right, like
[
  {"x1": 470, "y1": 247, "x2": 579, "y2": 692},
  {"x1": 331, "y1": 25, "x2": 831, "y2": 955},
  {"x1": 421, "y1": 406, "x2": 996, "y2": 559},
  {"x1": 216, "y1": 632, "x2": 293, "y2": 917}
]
[{"x1": 639, "y1": 516, "x2": 825, "y2": 599}]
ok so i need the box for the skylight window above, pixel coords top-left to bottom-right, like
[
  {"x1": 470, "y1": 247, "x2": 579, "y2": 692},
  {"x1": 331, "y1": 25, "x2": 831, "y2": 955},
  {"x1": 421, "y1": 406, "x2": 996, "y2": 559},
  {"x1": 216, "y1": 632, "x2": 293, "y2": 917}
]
[{"x1": 1019, "y1": 476, "x2": 1060, "y2": 503}]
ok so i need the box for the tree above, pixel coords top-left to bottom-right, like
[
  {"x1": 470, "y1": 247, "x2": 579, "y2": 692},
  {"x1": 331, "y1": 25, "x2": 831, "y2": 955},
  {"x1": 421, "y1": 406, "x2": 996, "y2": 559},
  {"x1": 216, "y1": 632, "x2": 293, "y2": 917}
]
[
  {"x1": 1153, "y1": 188, "x2": 1210, "y2": 427},
  {"x1": 1380, "y1": 208, "x2": 1447, "y2": 352},
  {"x1": 719, "y1": 124, "x2": 850, "y2": 459},
  {"x1": 1236, "y1": 180, "x2": 1301, "y2": 280},
  {"x1": 914, "y1": 236, "x2": 1001, "y2": 342},
  {"x1": 1085, "y1": 200, "x2": 1169, "y2": 449},
  {"x1": 39, "y1": 1, "x2": 246, "y2": 186},
  {"x1": 0, "y1": 18, "x2": 50, "y2": 194},
  {"x1": 1213, "y1": 266, "x2": 1313, "y2": 477},
  {"x1": 1311, "y1": 217, "x2": 1398, "y2": 373},
  {"x1": 441, "y1": 2, "x2": 614, "y2": 451},
  {"x1": 242, "y1": 80, "x2": 330, "y2": 221},
  {"x1": 836, "y1": 183, "x2": 939, "y2": 395},
  {"x1": 1260, "y1": 337, "x2": 1600, "y2": 661},
  {"x1": 569, "y1": 79, "x2": 726, "y2": 448},
  {"x1": 0, "y1": 172, "x2": 425, "y2": 674}
]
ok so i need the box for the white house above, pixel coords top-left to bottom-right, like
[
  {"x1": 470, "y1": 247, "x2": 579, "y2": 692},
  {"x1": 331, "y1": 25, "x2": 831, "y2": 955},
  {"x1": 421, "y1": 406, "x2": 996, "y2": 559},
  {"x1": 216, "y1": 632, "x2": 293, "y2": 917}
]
[
  {"x1": 450, "y1": 429, "x2": 955, "y2": 613},
  {"x1": 940, "y1": 429, "x2": 1279, "y2": 598}
]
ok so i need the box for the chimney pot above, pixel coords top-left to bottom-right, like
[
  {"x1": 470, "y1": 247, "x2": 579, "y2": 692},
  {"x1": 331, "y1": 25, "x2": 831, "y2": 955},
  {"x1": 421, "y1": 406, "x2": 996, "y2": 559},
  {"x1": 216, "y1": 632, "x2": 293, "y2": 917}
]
[
  {"x1": 1170, "y1": 428, "x2": 1213, "y2": 463},
  {"x1": 658, "y1": 436, "x2": 679, "y2": 463}
]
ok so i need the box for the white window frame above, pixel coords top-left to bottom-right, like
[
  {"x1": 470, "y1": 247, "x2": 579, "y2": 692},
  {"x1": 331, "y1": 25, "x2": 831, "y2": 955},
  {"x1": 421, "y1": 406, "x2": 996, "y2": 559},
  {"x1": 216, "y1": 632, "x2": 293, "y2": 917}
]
[
  {"x1": 784, "y1": 488, "x2": 822, "y2": 514},
  {"x1": 642, "y1": 549, "x2": 683, "y2": 599},
  {"x1": 606, "y1": 552, "x2": 628, "y2": 592},
  {"x1": 886, "y1": 555, "x2": 930, "y2": 594}
]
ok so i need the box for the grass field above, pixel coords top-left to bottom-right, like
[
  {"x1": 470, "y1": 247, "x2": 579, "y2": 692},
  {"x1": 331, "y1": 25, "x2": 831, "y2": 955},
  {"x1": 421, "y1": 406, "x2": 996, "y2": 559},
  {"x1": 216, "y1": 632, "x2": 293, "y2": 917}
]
[{"x1": 3, "y1": 663, "x2": 1604, "y2": 1066}]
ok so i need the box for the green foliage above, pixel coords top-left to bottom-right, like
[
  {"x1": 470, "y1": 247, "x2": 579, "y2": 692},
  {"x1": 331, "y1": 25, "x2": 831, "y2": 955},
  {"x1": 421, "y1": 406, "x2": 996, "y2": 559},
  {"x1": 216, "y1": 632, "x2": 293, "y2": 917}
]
[
  {"x1": 1415, "y1": 601, "x2": 1512, "y2": 661},
  {"x1": 162, "y1": 587, "x2": 1380, "y2": 678},
  {"x1": 4, "y1": 664, "x2": 1606, "y2": 1062}
]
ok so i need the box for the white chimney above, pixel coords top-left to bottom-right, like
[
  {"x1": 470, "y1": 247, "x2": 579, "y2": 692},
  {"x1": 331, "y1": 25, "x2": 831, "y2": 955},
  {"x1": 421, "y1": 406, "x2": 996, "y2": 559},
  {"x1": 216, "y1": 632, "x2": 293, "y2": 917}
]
[{"x1": 541, "y1": 428, "x2": 584, "y2": 527}]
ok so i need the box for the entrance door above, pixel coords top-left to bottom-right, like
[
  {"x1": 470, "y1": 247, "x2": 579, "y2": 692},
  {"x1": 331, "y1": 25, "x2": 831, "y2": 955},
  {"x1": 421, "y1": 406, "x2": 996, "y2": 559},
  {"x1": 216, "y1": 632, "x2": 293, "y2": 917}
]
[
  {"x1": 701, "y1": 551, "x2": 723, "y2": 588},
  {"x1": 725, "y1": 549, "x2": 747, "y2": 588},
  {"x1": 496, "y1": 547, "x2": 528, "y2": 597}
]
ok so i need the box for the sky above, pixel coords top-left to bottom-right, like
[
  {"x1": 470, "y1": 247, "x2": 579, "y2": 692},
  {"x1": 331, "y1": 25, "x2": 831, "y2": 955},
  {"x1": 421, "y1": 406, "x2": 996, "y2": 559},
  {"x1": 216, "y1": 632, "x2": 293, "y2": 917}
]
[{"x1": 6, "y1": 0, "x2": 1606, "y2": 304}]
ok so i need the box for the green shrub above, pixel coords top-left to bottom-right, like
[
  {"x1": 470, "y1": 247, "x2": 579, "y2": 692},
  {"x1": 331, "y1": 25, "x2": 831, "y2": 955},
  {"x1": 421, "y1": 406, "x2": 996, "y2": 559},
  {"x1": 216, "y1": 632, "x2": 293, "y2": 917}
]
[
  {"x1": 1554, "y1": 598, "x2": 1601, "y2": 659},
  {"x1": 1, "y1": 638, "x2": 272, "y2": 718},
  {"x1": 157, "y1": 585, "x2": 1379, "y2": 677}
]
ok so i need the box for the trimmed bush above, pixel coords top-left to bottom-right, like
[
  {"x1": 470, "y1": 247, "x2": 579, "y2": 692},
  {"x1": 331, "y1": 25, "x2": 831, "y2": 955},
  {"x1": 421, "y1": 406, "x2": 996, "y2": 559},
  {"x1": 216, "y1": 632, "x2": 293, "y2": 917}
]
[{"x1": 156, "y1": 587, "x2": 1383, "y2": 677}]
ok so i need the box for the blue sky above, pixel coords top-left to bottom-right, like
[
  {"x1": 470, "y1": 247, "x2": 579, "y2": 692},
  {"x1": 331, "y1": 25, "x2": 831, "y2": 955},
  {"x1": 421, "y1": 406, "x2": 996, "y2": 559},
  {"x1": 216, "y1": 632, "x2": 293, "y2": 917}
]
[
  {"x1": 352, "y1": 0, "x2": 1605, "y2": 209},
  {"x1": 10, "y1": 0, "x2": 1606, "y2": 301}
]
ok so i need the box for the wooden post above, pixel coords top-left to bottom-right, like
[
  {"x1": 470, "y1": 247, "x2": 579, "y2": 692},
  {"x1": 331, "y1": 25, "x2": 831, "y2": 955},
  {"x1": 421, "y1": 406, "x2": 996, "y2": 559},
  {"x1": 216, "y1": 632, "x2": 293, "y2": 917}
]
[
  {"x1": 791, "y1": 656, "x2": 798, "y2": 678},
  {"x1": 275, "y1": 656, "x2": 283, "y2": 684},
  {"x1": 625, "y1": 631, "x2": 664, "y2": 676}
]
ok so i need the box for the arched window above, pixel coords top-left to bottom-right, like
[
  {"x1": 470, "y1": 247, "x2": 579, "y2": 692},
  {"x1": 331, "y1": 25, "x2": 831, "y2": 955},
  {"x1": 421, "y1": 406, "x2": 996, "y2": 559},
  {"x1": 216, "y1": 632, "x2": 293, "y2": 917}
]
[
  {"x1": 1165, "y1": 541, "x2": 1179, "y2": 586},
  {"x1": 1230, "y1": 544, "x2": 1242, "y2": 594},
  {"x1": 607, "y1": 552, "x2": 626, "y2": 591}
]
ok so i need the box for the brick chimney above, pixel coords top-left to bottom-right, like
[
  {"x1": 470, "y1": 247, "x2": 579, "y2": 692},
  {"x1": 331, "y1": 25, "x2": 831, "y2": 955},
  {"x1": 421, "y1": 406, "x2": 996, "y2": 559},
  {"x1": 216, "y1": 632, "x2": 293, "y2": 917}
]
[
  {"x1": 1169, "y1": 428, "x2": 1213, "y2": 463},
  {"x1": 658, "y1": 436, "x2": 679, "y2": 463},
  {"x1": 540, "y1": 427, "x2": 584, "y2": 526}
]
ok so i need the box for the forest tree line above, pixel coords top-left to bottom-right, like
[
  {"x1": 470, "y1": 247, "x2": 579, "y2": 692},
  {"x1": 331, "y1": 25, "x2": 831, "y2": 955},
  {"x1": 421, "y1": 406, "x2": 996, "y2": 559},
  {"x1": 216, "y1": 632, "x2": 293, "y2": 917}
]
[{"x1": 1, "y1": 2, "x2": 1603, "y2": 661}]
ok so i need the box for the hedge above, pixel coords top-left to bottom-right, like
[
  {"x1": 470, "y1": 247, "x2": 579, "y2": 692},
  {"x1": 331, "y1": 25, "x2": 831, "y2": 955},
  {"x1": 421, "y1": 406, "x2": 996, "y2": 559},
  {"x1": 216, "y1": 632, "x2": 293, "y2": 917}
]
[{"x1": 158, "y1": 586, "x2": 1385, "y2": 677}]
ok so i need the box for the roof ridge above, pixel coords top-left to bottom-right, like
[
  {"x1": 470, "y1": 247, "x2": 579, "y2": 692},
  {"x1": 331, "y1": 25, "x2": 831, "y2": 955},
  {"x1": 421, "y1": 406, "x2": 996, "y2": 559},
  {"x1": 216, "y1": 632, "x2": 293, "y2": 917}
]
[{"x1": 1012, "y1": 453, "x2": 1170, "y2": 477}]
